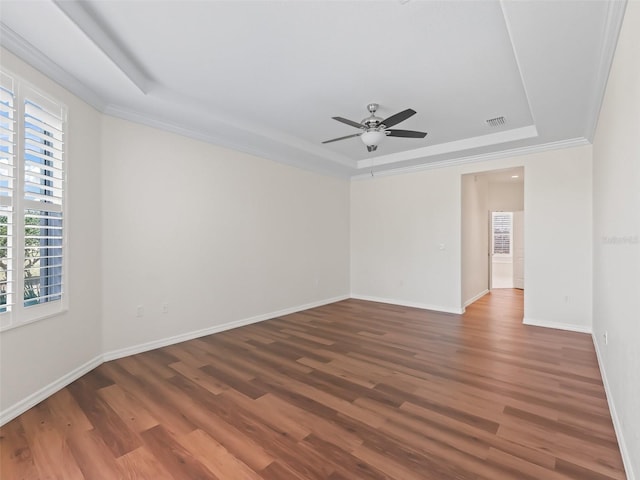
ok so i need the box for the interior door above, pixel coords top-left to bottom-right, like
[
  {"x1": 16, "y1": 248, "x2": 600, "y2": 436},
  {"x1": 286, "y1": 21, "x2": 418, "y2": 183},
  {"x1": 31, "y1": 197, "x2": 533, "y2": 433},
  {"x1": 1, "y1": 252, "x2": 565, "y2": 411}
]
[{"x1": 513, "y1": 210, "x2": 524, "y2": 289}]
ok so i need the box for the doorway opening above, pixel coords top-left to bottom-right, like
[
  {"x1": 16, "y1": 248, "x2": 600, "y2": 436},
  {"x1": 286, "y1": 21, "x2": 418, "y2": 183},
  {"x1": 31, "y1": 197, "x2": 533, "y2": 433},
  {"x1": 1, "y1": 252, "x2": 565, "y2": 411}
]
[
  {"x1": 461, "y1": 167, "x2": 524, "y2": 309},
  {"x1": 490, "y1": 210, "x2": 524, "y2": 289}
]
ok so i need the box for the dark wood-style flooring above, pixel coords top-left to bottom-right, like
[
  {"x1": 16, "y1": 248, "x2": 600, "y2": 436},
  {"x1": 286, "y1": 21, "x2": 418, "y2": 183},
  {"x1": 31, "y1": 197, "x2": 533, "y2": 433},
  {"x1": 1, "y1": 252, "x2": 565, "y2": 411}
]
[{"x1": 0, "y1": 289, "x2": 626, "y2": 479}]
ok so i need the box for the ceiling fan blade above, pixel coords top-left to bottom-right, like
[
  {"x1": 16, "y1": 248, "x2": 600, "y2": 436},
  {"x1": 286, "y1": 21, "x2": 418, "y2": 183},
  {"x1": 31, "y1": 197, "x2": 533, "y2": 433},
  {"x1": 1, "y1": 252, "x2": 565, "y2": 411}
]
[
  {"x1": 386, "y1": 129, "x2": 427, "y2": 138},
  {"x1": 332, "y1": 116, "x2": 364, "y2": 129},
  {"x1": 381, "y1": 109, "x2": 416, "y2": 128},
  {"x1": 322, "y1": 133, "x2": 362, "y2": 144},
  {"x1": 367, "y1": 145, "x2": 378, "y2": 153}
]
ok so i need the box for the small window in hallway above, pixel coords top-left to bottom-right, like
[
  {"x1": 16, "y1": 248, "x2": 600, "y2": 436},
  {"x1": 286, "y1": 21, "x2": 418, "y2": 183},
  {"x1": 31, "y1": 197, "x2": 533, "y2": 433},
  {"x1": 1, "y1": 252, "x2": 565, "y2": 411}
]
[{"x1": 492, "y1": 212, "x2": 512, "y2": 256}]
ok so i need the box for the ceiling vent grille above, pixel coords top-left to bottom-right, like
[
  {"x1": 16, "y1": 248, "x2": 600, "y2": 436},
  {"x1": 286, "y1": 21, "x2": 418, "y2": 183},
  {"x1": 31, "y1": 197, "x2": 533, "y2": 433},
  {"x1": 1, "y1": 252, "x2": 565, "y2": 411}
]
[{"x1": 486, "y1": 116, "x2": 506, "y2": 127}]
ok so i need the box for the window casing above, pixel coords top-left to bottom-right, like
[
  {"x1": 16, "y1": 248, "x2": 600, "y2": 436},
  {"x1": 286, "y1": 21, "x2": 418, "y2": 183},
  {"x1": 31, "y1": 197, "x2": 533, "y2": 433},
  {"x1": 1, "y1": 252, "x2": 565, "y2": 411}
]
[{"x1": 0, "y1": 71, "x2": 67, "y2": 331}]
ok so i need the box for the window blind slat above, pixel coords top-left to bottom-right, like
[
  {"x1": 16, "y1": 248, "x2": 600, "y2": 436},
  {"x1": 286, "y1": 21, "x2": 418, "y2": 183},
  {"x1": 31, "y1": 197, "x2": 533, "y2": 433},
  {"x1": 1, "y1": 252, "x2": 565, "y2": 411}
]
[
  {"x1": 23, "y1": 200, "x2": 62, "y2": 213},
  {"x1": 24, "y1": 292, "x2": 63, "y2": 304},
  {"x1": 24, "y1": 128, "x2": 64, "y2": 151},
  {"x1": 24, "y1": 181, "x2": 64, "y2": 196},
  {"x1": 24, "y1": 103, "x2": 64, "y2": 129},
  {"x1": 0, "y1": 89, "x2": 13, "y2": 104},
  {"x1": 25, "y1": 160, "x2": 64, "y2": 174},
  {"x1": 0, "y1": 125, "x2": 14, "y2": 136},
  {"x1": 24, "y1": 192, "x2": 63, "y2": 206},
  {"x1": 0, "y1": 138, "x2": 14, "y2": 150},
  {"x1": 24, "y1": 172, "x2": 63, "y2": 187},
  {"x1": 23, "y1": 115, "x2": 62, "y2": 138},
  {"x1": 25, "y1": 138, "x2": 64, "y2": 157},
  {"x1": 24, "y1": 149, "x2": 64, "y2": 165}
]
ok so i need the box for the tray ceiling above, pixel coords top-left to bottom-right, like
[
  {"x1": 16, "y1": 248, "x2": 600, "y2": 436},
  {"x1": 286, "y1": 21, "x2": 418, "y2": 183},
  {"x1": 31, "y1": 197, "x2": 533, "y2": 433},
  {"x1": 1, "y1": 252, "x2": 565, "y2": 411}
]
[{"x1": 0, "y1": 0, "x2": 626, "y2": 177}]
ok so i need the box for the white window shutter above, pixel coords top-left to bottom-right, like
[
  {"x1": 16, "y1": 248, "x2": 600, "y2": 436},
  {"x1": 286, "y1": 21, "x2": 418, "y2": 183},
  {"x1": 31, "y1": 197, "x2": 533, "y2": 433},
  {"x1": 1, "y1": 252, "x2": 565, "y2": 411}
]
[
  {"x1": 0, "y1": 73, "x2": 15, "y2": 316},
  {"x1": 492, "y1": 212, "x2": 512, "y2": 256},
  {"x1": 22, "y1": 92, "x2": 65, "y2": 308}
]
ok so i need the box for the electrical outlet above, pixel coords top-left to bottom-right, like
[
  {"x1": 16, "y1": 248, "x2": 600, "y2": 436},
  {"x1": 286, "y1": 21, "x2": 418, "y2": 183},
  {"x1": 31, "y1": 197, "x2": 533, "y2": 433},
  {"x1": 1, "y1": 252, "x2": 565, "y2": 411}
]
[
  {"x1": 136, "y1": 305, "x2": 144, "y2": 317},
  {"x1": 604, "y1": 331, "x2": 608, "y2": 345}
]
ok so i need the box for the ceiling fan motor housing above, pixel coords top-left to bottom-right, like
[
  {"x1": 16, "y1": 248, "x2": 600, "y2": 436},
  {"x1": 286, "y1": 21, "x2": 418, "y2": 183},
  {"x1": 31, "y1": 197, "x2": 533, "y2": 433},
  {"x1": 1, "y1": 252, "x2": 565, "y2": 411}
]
[{"x1": 363, "y1": 103, "x2": 384, "y2": 129}]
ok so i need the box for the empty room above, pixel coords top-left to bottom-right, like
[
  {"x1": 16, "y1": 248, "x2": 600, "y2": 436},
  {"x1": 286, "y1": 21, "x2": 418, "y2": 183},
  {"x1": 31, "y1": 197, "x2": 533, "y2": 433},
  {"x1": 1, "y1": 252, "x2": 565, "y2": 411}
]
[{"x1": 0, "y1": 1, "x2": 638, "y2": 479}]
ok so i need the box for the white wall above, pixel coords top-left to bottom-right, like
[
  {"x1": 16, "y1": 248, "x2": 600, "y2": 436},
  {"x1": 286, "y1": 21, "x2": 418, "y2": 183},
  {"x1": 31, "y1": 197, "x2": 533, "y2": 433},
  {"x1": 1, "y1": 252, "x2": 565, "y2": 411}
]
[
  {"x1": 592, "y1": 2, "x2": 640, "y2": 478},
  {"x1": 351, "y1": 145, "x2": 592, "y2": 326},
  {"x1": 351, "y1": 167, "x2": 462, "y2": 312},
  {"x1": 101, "y1": 116, "x2": 350, "y2": 355},
  {"x1": 523, "y1": 147, "x2": 592, "y2": 330},
  {"x1": 0, "y1": 49, "x2": 103, "y2": 419},
  {"x1": 488, "y1": 182, "x2": 524, "y2": 211},
  {"x1": 461, "y1": 174, "x2": 489, "y2": 305}
]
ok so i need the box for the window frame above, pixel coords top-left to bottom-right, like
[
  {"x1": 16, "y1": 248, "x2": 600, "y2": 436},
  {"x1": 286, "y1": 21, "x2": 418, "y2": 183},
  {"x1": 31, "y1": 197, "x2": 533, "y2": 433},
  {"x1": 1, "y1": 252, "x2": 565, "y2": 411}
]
[{"x1": 0, "y1": 70, "x2": 68, "y2": 332}]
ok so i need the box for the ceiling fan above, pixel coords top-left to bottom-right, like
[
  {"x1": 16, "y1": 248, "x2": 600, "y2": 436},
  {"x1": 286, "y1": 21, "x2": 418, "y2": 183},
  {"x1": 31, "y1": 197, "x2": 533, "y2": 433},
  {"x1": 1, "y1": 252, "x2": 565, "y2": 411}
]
[{"x1": 322, "y1": 103, "x2": 427, "y2": 152}]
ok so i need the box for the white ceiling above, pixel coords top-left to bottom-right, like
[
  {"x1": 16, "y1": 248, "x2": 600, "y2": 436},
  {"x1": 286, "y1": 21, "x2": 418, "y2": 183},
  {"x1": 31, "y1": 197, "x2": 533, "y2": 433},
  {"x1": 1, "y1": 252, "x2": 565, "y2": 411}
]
[
  {"x1": 0, "y1": 0, "x2": 627, "y2": 177},
  {"x1": 478, "y1": 167, "x2": 524, "y2": 184}
]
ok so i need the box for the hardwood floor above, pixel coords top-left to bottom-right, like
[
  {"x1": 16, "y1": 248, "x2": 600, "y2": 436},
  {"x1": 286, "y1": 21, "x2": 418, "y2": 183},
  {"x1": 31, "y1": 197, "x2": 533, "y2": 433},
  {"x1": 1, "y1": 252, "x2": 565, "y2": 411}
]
[{"x1": 0, "y1": 290, "x2": 626, "y2": 479}]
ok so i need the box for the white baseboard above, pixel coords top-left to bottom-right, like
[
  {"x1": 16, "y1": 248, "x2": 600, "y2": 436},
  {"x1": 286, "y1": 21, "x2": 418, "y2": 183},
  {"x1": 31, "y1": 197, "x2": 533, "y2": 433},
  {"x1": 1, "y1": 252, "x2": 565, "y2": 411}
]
[
  {"x1": 0, "y1": 354, "x2": 103, "y2": 426},
  {"x1": 592, "y1": 335, "x2": 636, "y2": 480},
  {"x1": 522, "y1": 317, "x2": 592, "y2": 334},
  {"x1": 350, "y1": 294, "x2": 464, "y2": 314},
  {"x1": 103, "y1": 295, "x2": 349, "y2": 361},
  {"x1": 463, "y1": 289, "x2": 490, "y2": 308}
]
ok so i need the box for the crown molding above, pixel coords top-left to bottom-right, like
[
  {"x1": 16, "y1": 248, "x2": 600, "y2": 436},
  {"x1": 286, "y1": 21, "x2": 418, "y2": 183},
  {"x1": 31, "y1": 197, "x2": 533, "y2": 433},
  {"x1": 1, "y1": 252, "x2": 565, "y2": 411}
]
[
  {"x1": 104, "y1": 104, "x2": 353, "y2": 178},
  {"x1": 585, "y1": 0, "x2": 628, "y2": 142},
  {"x1": 0, "y1": 23, "x2": 107, "y2": 111},
  {"x1": 351, "y1": 137, "x2": 590, "y2": 180},
  {"x1": 52, "y1": 0, "x2": 153, "y2": 95}
]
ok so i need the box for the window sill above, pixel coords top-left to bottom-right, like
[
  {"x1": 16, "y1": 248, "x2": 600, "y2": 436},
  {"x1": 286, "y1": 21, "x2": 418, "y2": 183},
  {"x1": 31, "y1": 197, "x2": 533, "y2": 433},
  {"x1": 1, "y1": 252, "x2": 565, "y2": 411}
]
[{"x1": 0, "y1": 308, "x2": 69, "y2": 333}]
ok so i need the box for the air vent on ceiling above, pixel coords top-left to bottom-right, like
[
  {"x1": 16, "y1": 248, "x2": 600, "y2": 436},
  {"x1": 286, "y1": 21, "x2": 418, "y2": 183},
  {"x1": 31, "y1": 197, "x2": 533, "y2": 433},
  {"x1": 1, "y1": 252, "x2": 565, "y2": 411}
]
[{"x1": 486, "y1": 116, "x2": 506, "y2": 127}]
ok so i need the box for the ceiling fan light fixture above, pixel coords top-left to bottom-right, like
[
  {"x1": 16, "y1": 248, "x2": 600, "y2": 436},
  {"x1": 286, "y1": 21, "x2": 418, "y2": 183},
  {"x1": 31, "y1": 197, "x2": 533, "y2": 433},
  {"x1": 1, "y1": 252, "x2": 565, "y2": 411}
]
[
  {"x1": 323, "y1": 104, "x2": 426, "y2": 151},
  {"x1": 361, "y1": 130, "x2": 385, "y2": 147}
]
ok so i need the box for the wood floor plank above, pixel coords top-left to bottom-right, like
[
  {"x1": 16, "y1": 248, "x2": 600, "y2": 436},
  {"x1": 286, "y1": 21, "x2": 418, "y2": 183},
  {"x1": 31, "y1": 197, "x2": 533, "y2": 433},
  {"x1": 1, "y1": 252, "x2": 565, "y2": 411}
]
[
  {"x1": 0, "y1": 417, "x2": 39, "y2": 480},
  {"x1": 43, "y1": 388, "x2": 93, "y2": 434},
  {"x1": 67, "y1": 377, "x2": 141, "y2": 458},
  {"x1": 18, "y1": 403, "x2": 85, "y2": 480},
  {"x1": 98, "y1": 362, "x2": 198, "y2": 437},
  {"x1": 254, "y1": 393, "x2": 364, "y2": 452},
  {"x1": 140, "y1": 425, "x2": 217, "y2": 479},
  {"x1": 0, "y1": 290, "x2": 627, "y2": 479},
  {"x1": 66, "y1": 428, "x2": 126, "y2": 479},
  {"x1": 176, "y1": 429, "x2": 263, "y2": 480},
  {"x1": 98, "y1": 383, "x2": 160, "y2": 433},
  {"x1": 115, "y1": 446, "x2": 175, "y2": 480},
  {"x1": 168, "y1": 360, "x2": 228, "y2": 396}
]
